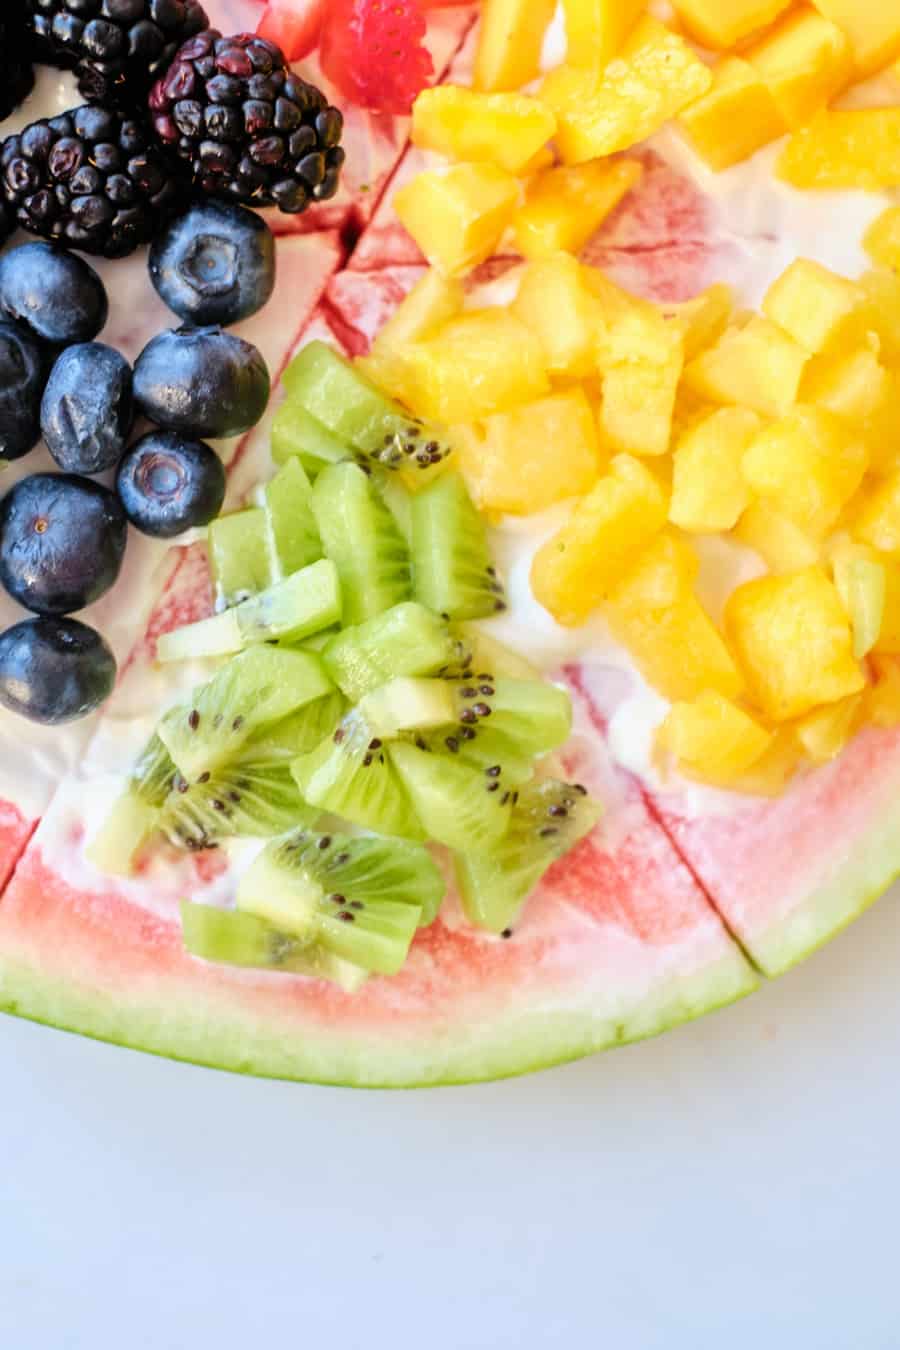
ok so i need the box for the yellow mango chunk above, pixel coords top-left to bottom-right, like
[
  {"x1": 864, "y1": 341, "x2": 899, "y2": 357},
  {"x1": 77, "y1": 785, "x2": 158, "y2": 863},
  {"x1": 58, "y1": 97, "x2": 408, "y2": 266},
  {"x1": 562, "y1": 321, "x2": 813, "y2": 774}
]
[
  {"x1": 859, "y1": 269, "x2": 900, "y2": 365},
  {"x1": 799, "y1": 339, "x2": 889, "y2": 429},
  {"x1": 672, "y1": 0, "x2": 792, "y2": 50},
  {"x1": 562, "y1": 0, "x2": 645, "y2": 69},
  {"x1": 670, "y1": 407, "x2": 759, "y2": 532},
  {"x1": 393, "y1": 164, "x2": 519, "y2": 279},
  {"x1": 762, "y1": 258, "x2": 870, "y2": 356},
  {"x1": 778, "y1": 110, "x2": 900, "y2": 190},
  {"x1": 539, "y1": 17, "x2": 712, "y2": 164},
  {"x1": 853, "y1": 469, "x2": 900, "y2": 556},
  {"x1": 511, "y1": 254, "x2": 601, "y2": 378},
  {"x1": 864, "y1": 206, "x2": 900, "y2": 272},
  {"x1": 683, "y1": 316, "x2": 808, "y2": 417},
  {"x1": 741, "y1": 406, "x2": 869, "y2": 539},
  {"x1": 735, "y1": 502, "x2": 822, "y2": 574},
  {"x1": 398, "y1": 310, "x2": 550, "y2": 424},
  {"x1": 605, "y1": 534, "x2": 744, "y2": 702},
  {"x1": 513, "y1": 159, "x2": 643, "y2": 260},
  {"x1": 599, "y1": 303, "x2": 686, "y2": 457},
  {"x1": 793, "y1": 694, "x2": 864, "y2": 763},
  {"x1": 746, "y1": 6, "x2": 852, "y2": 129},
  {"x1": 658, "y1": 691, "x2": 773, "y2": 786},
  {"x1": 677, "y1": 58, "x2": 786, "y2": 172},
  {"x1": 809, "y1": 0, "x2": 900, "y2": 76},
  {"x1": 463, "y1": 388, "x2": 603, "y2": 516},
  {"x1": 663, "y1": 284, "x2": 734, "y2": 360},
  {"x1": 474, "y1": 0, "x2": 558, "y2": 92},
  {"x1": 725, "y1": 567, "x2": 865, "y2": 721},
  {"x1": 866, "y1": 655, "x2": 900, "y2": 727},
  {"x1": 411, "y1": 88, "x2": 557, "y2": 176},
  {"x1": 531, "y1": 454, "x2": 668, "y2": 626}
]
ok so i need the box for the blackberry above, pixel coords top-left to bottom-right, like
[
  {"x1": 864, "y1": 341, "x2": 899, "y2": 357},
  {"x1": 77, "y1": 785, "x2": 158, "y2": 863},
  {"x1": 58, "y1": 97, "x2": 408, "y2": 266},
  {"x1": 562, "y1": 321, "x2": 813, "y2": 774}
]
[
  {"x1": 148, "y1": 30, "x2": 345, "y2": 214},
  {"x1": 1, "y1": 3, "x2": 35, "y2": 121},
  {"x1": 1, "y1": 104, "x2": 187, "y2": 258},
  {"x1": 27, "y1": 0, "x2": 208, "y2": 108}
]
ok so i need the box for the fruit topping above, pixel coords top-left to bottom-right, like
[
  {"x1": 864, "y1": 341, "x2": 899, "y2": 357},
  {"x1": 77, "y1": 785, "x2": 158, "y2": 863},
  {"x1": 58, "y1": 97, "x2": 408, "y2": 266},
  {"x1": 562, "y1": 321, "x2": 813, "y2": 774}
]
[
  {"x1": 0, "y1": 3, "x2": 35, "y2": 121},
  {"x1": 116, "y1": 431, "x2": 226, "y2": 538},
  {"x1": 0, "y1": 242, "x2": 108, "y2": 345},
  {"x1": 311, "y1": 461, "x2": 411, "y2": 627},
  {"x1": 0, "y1": 615, "x2": 116, "y2": 726},
  {"x1": 41, "y1": 343, "x2": 134, "y2": 474},
  {"x1": 409, "y1": 472, "x2": 506, "y2": 620},
  {"x1": 0, "y1": 321, "x2": 47, "y2": 464},
  {"x1": 132, "y1": 326, "x2": 270, "y2": 439},
  {"x1": 319, "y1": 0, "x2": 434, "y2": 116},
  {"x1": 149, "y1": 201, "x2": 276, "y2": 327}
]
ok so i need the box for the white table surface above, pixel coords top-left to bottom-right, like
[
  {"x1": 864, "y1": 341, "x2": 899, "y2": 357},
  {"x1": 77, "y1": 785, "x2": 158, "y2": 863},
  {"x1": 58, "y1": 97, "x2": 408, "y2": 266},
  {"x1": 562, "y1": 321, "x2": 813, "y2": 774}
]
[{"x1": 1, "y1": 883, "x2": 898, "y2": 1350}]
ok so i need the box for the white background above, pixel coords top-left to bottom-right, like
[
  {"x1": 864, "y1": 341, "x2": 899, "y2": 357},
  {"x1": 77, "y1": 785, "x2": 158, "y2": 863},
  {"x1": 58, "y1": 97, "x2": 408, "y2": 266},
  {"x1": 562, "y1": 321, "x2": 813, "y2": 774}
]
[{"x1": 1, "y1": 887, "x2": 898, "y2": 1350}]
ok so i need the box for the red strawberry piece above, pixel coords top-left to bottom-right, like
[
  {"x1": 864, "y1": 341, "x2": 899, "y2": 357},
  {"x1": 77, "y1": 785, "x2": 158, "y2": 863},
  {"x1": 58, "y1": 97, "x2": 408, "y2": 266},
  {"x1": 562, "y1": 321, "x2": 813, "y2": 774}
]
[
  {"x1": 256, "y1": 0, "x2": 327, "y2": 62},
  {"x1": 319, "y1": 0, "x2": 435, "y2": 116}
]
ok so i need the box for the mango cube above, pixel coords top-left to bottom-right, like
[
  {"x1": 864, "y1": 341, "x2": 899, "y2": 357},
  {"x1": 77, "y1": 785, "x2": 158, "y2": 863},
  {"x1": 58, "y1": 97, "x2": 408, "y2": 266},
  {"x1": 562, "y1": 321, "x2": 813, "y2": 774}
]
[
  {"x1": 672, "y1": 0, "x2": 792, "y2": 49},
  {"x1": 474, "y1": 0, "x2": 558, "y2": 92},
  {"x1": 599, "y1": 304, "x2": 686, "y2": 456},
  {"x1": 724, "y1": 567, "x2": 865, "y2": 721},
  {"x1": 531, "y1": 454, "x2": 668, "y2": 625},
  {"x1": 793, "y1": 694, "x2": 864, "y2": 763},
  {"x1": 539, "y1": 18, "x2": 712, "y2": 163},
  {"x1": 683, "y1": 316, "x2": 808, "y2": 417},
  {"x1": 657, "y1": 692, "x2": 773, "y2": 786},
  {"x1": 853, "y1": 469, "x2": 900, "y2": 556},
  {"x1": 677, "y1": 58, "x2": 786, "y2": 172},
  {"x1": 411, "y1": 88, "x2": 557, "y2": 176},
  {"x1": 393, "y1": 164, "x2": 520, "y2": 278},
  {"x1": 762, "y1": 258, "x2": 869, "y2": 355},
  {"x1": 735, "y1": 502, "x2": 822, "y2": 574},
  {"x1": 463, "y1": 388, "x2": 603, "y2": 516},
  {"x1": 799, "y1": 339, "x2": 889, "y2": 427},
  {"x1": 511, "y1": 255, "x2": 601, "y2": 378},
  {"x1": 741, "y1": 406, "x2": 869, "y2": 539},
  {"x1": 670, "y1": 407, "x2": 759, "y2": 532},
  {"x1": 664, "y1": 284, "x2": 734, "y2": 360},
  {"x1": 513, "y1": 159, "x2": 643, "y2": 260},
  {"x1": 746, "y1": 6, "x2": 852, "y2": 129},
  {"x1": 864, "y1": 206, "x2": 900, "y2": 272},
  {"x1": 778, "y1": 110, "x2": 900, "y2": 190},
  {"x1": 809, "y1": 0, "x2": 900, "y2": 76},
  {"x1": 562, "y1": 0, "x2": 645, "y2": 69}
]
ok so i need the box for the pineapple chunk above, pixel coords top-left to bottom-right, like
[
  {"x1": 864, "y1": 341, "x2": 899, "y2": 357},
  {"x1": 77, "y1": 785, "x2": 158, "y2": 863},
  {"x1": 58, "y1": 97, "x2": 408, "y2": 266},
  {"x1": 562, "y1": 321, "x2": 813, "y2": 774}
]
[
  {"x1": 658, "y1": 691, "x2": 773, "y2": 786},
  {"x1": 728, "y1": 731, "x2": 802, "y2": 797},
  {"x1": 513, "y1": 159, "x2": 643, "y2": 260},
  {"x1": 864, "y1": 206, "x2": 900, "y2": 271},
  {"x1": 531, "y1": 454, "x2": 668, "y2": 625},
  {"x1": 724, "y1": 567, "x2": 865, "y2": 721},
  {"x1": 463, "y1": 388, "x2": 603, "y2": 515},
  {"x1": 664, "y1": 284, "x2": 734, "y2": 360},
  {"x1": 859, "y1": 269, "x2": 900, "y2": 365},
  {"x1": 830, "y1": 541, "x2": 887, "y2": 658},
  {"x1": 474, "y1": 0, "x2": 558, "y2": 92},
  {"x1": 393, "y1": 164, "x2": 520, "y2": 278},
  {"x1": 778, "y1": 110, "x2": 900, "y2": 190},
  {"x1": 735, "y1": 502, "x2": 821, "y2": 574},
  {"x1": 799, "y1": 339, "x2": 889, "y2": 427},
  {"x1": 605, "y1": 534, "x2": 744, "y2": 702},
  {"x1": 398, "y1": 310, "x2": 550, "y2": 424},
  {"x1": 864, "y1": 370, "x2": 900, "y2": 474},
  {"x1": 511, "y1": 255, "x2": 601, "y2": 378},
  {"x1": 741, "y1": 407, "x2": 869, "y2": 539},
  {"x1": 746, "y1": 6, "x2": 852, "y2": 129},
  {"x1": 599, "y1": 303, "x2": 686, "y2": 457},
  {"x1": 683, "y1": 316, "x2": 808, "y2": 417},
  {"x1": 762, "y1": 258, "x2": 869, "y2": 355},
  {"x1": 363, "y1": 272, "x2": 464, "y2": 401},
  {"x1": 853, "y1": 469, "x2": 900, "y2": 556},
  {"x1": 808, "y1": 0, "x2": 900, "y2": 77},
  {"x1": 411, "y1": 88, "x2": 557, "y2": 176},
  {"x1": 873, "y1": 556, "x2": 900, "y2": 654},
  {"x1": 866, "y1": 655, "x2": 900, "y2": 727},
  {"x1": 670, "y1": 407, "x2": 759, "y2": 532},
  {"x1": 539, "y1": 17, "x2": 712, "y2": 164},
  {"x1": 793, "y1": 694, "x2": 864, "y2": 763},
  {"x1": 677, "y1": 58, "x2": 786, "y2": 172},
  {"x1": 562, "y1": 0, "x2": 645, "y2": 69},
  {"x1": 672, "y1": 0, "x2": 792, "y2": 50}
]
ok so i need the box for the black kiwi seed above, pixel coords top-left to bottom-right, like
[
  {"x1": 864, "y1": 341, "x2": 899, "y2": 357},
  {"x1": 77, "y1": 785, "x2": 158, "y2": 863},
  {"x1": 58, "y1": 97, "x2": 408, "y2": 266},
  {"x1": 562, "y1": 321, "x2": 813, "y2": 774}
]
[
  {"x1": 501, "y1": 928, "x2": 513, "y2": 940},
  {"x1": 415, "y1": 737, "x2": 427, "y2": 750},
  {"x1": 334, "y1": 853, "x2": 350, "y2": 865},
  {"x1": 477, "y1": 673, "x2": 493, "y2": 681},
  {"x1": 461, "y1": 687, "x2": 477, "y2": 698},
  {"x1": 473, "y1": 703, "x2": 491, "y2": 718},
  {"x1": 460, "y1": 708, "x2": 477, "y2": 725},
  {"x1": 501, "y1": 792, "x2": 510, "y2": 805},
  {"x1": 176, "y1": 776, "x2": 189, "y2": 794},
  {"x1": 548, "y1": 805, "x2": 568, "y2": 818},
  {"x1": 486, "y1": 782, "x2": 500, "y2": 793},
  {"x1": 333, "y1": 728, "x2": 345, "y2": 744},
  {"x1": 350, "y1": 901, "x2": 364, "y2": 911},
  {"x1": 485, "y1": 765, "x2": 501, "y2": 777},
  {"x1": 232, "y1": 716, "x2": 244, "y2": 731},
  {"x1": 539, "y1": 827, "x2": 559, "y2": 838},
  {"x1": 363, "y1": 753, "x2": 373, "y2": 767},
  {"x1": 188, "y1": 709, "x2": 200, "y2": 730},
  {"x1": 197, "y1": 772, "x2": 211, "y2": 784},
  {"x1": 445, "y1": 737, "x2": 459, "y2": 753},
  {"x1": 479, "y1": 685, "x2": 495, "y2": 696},
  {"x1": 212, "y1": 800, "x2": 227, "y2": 813},
  {"x1": 495, "y1": 601, "x2": 507, "y2": 613},
  {"x1": 228, "y1": 791, "x2": 241, "y2": 804},
  {"x1": 337, "y1": 911, "x2": 356, "y2": 923},
  {"x1": 574, "y1": 784, "x2": 588, "y2": 795},
  {"x1": 369, "y1": 738, "x2": 382, "y2": 750},
  {"x1": 328, "y1": 893, "x2": 345, "y2": 905},
  {"x1": 318, "y1": 836, "x2": 332, "y2": 849},
  {"x1": 461, "y1": 727, "x2": 476, "y2": 741},
  {"x1": 383, "y1": 434, "x2": 393, "y2": 446},
  {"x1": 512, "y1": 792, "x2": 520, "y2": 805}
]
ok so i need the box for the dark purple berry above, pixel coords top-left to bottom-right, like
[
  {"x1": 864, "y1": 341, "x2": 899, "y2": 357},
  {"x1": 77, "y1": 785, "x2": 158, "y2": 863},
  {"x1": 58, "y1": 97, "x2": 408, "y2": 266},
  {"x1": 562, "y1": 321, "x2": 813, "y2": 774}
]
[
  {"x1": 0, "y1": 616, "x2": 116, "y2": 725},
  {"x1": 117, "y1": 431, "x2": 225, "y2": 538}
]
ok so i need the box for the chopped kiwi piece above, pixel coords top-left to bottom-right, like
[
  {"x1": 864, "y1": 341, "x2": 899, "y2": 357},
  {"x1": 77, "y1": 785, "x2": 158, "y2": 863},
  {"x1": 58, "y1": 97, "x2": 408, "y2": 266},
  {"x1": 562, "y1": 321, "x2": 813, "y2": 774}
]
[
  {"x1": 271, "y1": 400, "x2": 348, "y2": 477},
  {"x1": 455, "y1": 625, "x2": 541, "y2": 681},
  {"x1": 181, "y1": 903, "x2": 369, "y2": 992},
  {"x1": 283, "y1": 341, "x2": 454, "y2": 476},
  {"x1": 387, "y1": 741, "x2": 512, "y2": 853},
  {"x1": 87, "y1": 733, "x2": 176, "y2": 876},
  {"x1": 312, "y1": 461, "x2": 411, "y2": 626},
  {"x1": 292, "y1": 709, "x2": 424, "y2": 841},
  {"x1": 256, "y1": 457, "x2": 321, "y2": 577},
  {"x1": 323, "y1": 602, "x2": 467, "y2": 702},
  {"x1": 159, "y1": 648, "x2": 334, "y2": 779},
  {"x1": 208, "y1": 507, "x2": 275, "y2": 609},
  {"x1": 357, "y1": 678, "x2": 456, "y2": 737},
  {"x1": 246, "y1": 690, "x2": 346, "y2": 759},
  {"x1": 157, "y1": 560, "x2": 342, "y2": 662},
  {"x1": 410, "y1": 473, "x2": 506, "y2": 620},
  {"x1": 237, "y1": 830, "x2": 442, "y2": 975},
  {"x1": 161, "y1": 757, "x2": 318, "y2": 850},
  {"x1": 455, "y1": 780, "x2": 603, "y2": 934}
]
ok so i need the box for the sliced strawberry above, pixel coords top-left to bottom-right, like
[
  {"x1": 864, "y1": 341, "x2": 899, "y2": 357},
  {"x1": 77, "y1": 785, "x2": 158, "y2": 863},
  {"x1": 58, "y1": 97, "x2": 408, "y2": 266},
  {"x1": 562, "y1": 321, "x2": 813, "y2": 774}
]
[
  {"x1": 256, "y1": 0, "x2": 326, "y2": 62},
  {"x1": 319, "y1": 0, "x2": 435, "y2": 116}
]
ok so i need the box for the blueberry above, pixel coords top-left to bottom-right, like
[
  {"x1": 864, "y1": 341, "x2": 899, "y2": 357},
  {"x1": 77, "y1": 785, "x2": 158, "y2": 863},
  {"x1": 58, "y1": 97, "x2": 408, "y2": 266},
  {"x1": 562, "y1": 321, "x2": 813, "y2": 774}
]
[
  {"x1": 0, "y1": 242, "x2": 108, "y2": 346},
  {"x1": 117, "y1": 431, "x2": 226, "y2": 538},
  {"x1": 0, "y1": 321, "x2": 47, "y2": 463},
  {"x1": 0, "y1": 616, "x2": 116, "y2": 725},
  {"x1": 41, "y1": 343, "x2": 134, "y2": 475},
  {"x1": 149, "y1": 202, "x2": 276, "y2": 327},
  {"x1": 0, "y1": 473, "x2": 127, "y2": 616},
  {"x1": 133, "y1": 326, "x2": 270, "y2": 439}
]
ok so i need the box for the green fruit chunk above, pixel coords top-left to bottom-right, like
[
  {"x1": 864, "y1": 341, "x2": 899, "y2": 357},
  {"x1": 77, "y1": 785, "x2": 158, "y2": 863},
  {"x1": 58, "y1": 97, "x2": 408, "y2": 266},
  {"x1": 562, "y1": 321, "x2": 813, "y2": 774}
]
[
  {"x1": 357, "y1": 678, "x2": 456, "y2": 738},
  {"x1": 87, "y1": 734, "x2": 176, "y2": 876},
  {"x1": 181, "y1": 903, "x2": 369, "y2": 992},
  {"x1": 258, "y1": 457, "x2": 321, "y2": 577},
  {"x1": 271, "y1": 401, "x2": 348, "y2": 477},
  {"x1": 410, "y1": 472, "x2": 506, "y2": 620},
  {"x1": 388, "y1": 741, "x2": 511, "y2": 853},
  {"x1": 323, "y1": 602, "x2": 465, "y2": 702},
  {"x1": 161, "y1": 758, "x2": 318, "y2": 849},
  {"x1": 312, "y1": 461, "x2": 411, "y2": 626},
  {"x1": 208, "y1": 507, "x2": 275, "y2": 608},
  {"x1": 247, "y1": 691, "x2": 347, "y2": 759}
]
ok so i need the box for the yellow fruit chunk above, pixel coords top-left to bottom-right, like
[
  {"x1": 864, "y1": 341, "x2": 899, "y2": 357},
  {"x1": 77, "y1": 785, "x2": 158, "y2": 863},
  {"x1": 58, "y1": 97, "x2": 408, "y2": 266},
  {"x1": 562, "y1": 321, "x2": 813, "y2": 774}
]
[
  {"x1": 830, "y1": 541, "x2": 887, "y2": 658},
  {"x1": 762, "y1": 258, "x2": 869, "y2": 356},
  {"x1": 746, "y1": 6, "x2": 852, "y2": 129},
  {"x1": 741, "y1": 407, "x2": 869, "y2": 539},
  {"x1": 864, "y1": 371, "x2": 900, "y2": 474},
  {"x1": 474, "y1": 0, "x2": 558, "y2": 92},
  {"x1": 562, "y1": 0, "x2": 645, "y2": 69},
  {"x1": 672, "y1": 0, "x2": 791, "y2": 49},
  {"x1": 793, "y1": 694, "x2": 864, "y2": 764},
  {"x1": 658, "y1": 691, "x2": 773, "y2": 786},
  {"x1": 511, "y1": 255, "x2": 601, "y2": 378},
  {"x1": 778, "y1": 110, "x2": 900, "y2": 190},
  {"x1": 670, "y1": 407, "x2": 759, "y2": 533},
  {"x1": 463, "y1": 389, "x2": 603, "y2": 516},
  {"x1": 809, "y1": 0, "x2": 900, "y2": 76},
  {"x1": 411, "y1": 88, "x2": 557, "y2": 176},
  {"x1": 854, "y1": 469, "x2": 900, "y2": 557},
  {"x1": 683, "y1": 316, "x2": 808, "y2": 417},
  {"x1": 799, "y1": 339, "x2": 889, "y2": 429},
  {"x1": 605, "y1": 534, "x2": 744, "y2": 702},
  {"x1": 866, "y1": 655, "x2": 900, "y2": 727},
  {"x1": 513, "y1": 159, "x2": 643, "y2": 260},
  {"x1": 735, "y1": 502, "x2": 821, "y2": 574},
  {"x1": 872, "y1": 557, "x2": 900, "y2": 654},
  {"x1": 864, "y1": 206, "x2": 900, "y2": 272},
  {"x1": 728, "y1": 731, "x2": 801, "y2": 797},
  {"x1": 539, "y1": 17, "x2": 712, "y2": 164},
  {"x1": 599, "y1": 304, "x2": 686, "y2": 457},
  {"x1": 531, "y1": 454, "x2": 667, "y2": 626},
  {"x1": 859, "y1": 269, "x2": 900, "y2": 364},
  {"x1": 362, "y1": 272, "x2": 464, "y2": 402},
  {"x1": 394, "y1": 164, "x2": 519, "y2": 279},
  {"x1": 664, "y1": 284, "x2": 734, "y2": 360},
  {"x1": 725, "y1": 567, "x2": 865, "y2": 721},
  {"x1": 677, "y1": 58, "x2": 786, "y2": 172}
]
